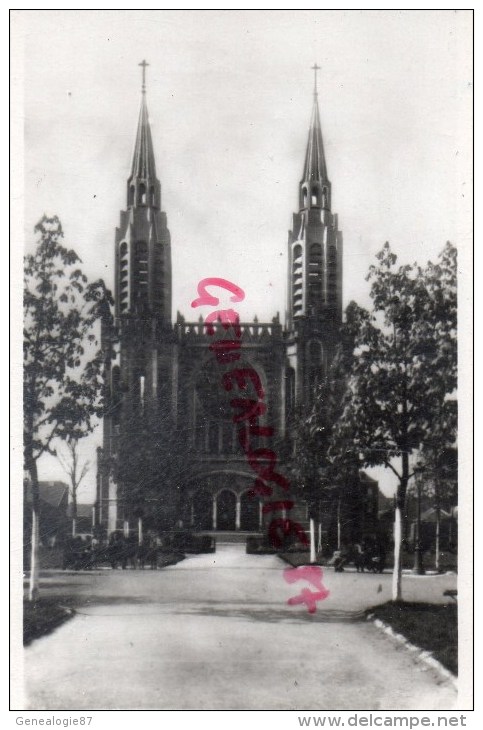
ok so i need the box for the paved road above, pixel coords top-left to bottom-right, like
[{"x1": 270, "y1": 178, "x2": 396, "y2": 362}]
[{"x1": 23, "y1": 544, "x2": 457, "y2": 710}]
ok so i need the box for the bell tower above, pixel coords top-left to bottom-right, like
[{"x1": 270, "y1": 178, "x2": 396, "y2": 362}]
[
  {"x1": 114, "y1": 60, "x2": 172, "y2": 324},
  {"x1": 286, "y1": 65, "x2": 343, "y2": 406},
  {"x1": 98, "y1": 62, "x2": 175, "y2": 535}
]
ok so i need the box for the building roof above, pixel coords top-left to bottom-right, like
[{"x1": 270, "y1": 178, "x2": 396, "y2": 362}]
[
  {"x1": 25, "y1": 481, "x2": 69, "y2": 508},
  {"x1": 359, "y1": 471, "x2": 379, "y2": 486},
  {"x1": 67, "y1": 503, "x2": 94, "y2": 519}
]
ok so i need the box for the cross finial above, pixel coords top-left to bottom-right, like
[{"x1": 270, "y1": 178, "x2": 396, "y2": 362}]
[
  {"x1": 139, "y1": 60, "x2": 149, "y2": 93},
  {"x1": 311, "y1": 63, "x2": 321, "y2": 96}
]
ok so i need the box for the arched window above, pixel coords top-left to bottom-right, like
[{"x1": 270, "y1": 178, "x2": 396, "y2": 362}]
[
  {"x1": 308, "y1": 340, "x2": 323, "y2": 385},
  {"x1": 150, "y1": 186, "x2": 155, "y2": 206},
  {"x1": 128, "y1": 185, "x2": 135, "y2": 206},
  {"x1": 222, "y1": 423, "x2": 233, "y2": 454},
  {"x1": 308, "y1": 340, "x2": 323, "y2": 366},
  {"x1": 111, "y1": 365, "x2": 120, "y2": 391},
  {"x1": 138, "y1": 183, "x2": 146, "y2": 205},
  {"x1": 139, "y1": 375, "x2": 145, "y2": 414},
  {"x1": 311, "y1": 186, "x2": 318, "y2": 206},
  {"x1": 153, "y1": 246, "x2": 164, "y2": 308},
  {"x1": 111, "y1": 365, "x2": 122, "y2": 419},
  {"x1": 208, "y1": 422, "x2": 219, "y2": 453},
  {"x1": 302, "y1": 186, "x2": 308, "y2": 208},
  {"x1": 286, "y1": 367, "x2": 295, "y2": 422},
  {"x1": 322, "y1": 187, "x2": 328, "y2": 208},
  {"x1": 217, "y1": 491, "x2": 236, "y2": 531}
]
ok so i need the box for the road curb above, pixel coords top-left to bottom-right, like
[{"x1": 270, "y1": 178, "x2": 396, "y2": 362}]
[{"x1": 366, "y1": 613, "x2": 458, "y2": 691}]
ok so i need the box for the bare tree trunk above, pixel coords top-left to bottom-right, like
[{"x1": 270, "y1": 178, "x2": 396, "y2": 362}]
[
  {"x1": 138, "y1": 517, "x2": 143, "y2": 546},
  {"x1": 57, "y1": 439, "x2": 88, "y2": 542},
  {"x1": 72, "y1": 489, "x2": 77, "y2": 536},
  {"x1": 28, "y1": 457, "x2": 40, "y2": 602},
  {"x1": 309, "y1": 517, "x2": 316, "y2": 563}
]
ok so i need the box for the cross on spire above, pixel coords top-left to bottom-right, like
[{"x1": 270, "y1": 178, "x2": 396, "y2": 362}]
[
  {"x1": 139, "y1": 60, "x2": 149, "y2": 93},
  {"x1": 311, "y1": 63, "x2": 321, "y2": 96}
]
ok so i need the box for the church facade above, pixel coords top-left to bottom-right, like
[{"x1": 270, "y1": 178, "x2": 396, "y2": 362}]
[{"x1": 95, "y1": 68, "x2": 378, "y2": 543}]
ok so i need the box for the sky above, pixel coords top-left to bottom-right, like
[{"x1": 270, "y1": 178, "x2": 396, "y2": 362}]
[{"x1": 15, "y1": 9, "x2": 472, "y2": 501}]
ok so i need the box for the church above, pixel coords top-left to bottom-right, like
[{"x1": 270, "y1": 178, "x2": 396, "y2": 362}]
[{"x1": 95, "y1": 64, "x2": 379, "y2": 545}]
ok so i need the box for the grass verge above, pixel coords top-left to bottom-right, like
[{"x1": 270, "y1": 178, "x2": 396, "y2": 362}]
[
  {"x1": 23, "y1": 599, "x2": 73, "y2": 646},
  {"x1": 367, "y1": 601, "x2": 457, "y2": 675}
]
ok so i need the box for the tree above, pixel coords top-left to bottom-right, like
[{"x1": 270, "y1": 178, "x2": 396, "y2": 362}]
[
  {"x1": 24, "y1": 216, "x2": 114, "y2": 600},
  {"x1": 57, "y1": 438, "x2": 91, "y2": 537},
  {"x1": 290, "y1": 395, "x2": 332, "y2": 562},
  {"x1": 334, "y1": 242, "x2": 457, "y2": 600},
  {"x1": 290, "y1": 306, "x2": 361, "y2": 561}
]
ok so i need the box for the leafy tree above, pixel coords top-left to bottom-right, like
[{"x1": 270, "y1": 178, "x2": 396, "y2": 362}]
[
  {"x1": 334, "y1": 242, "x2": 457, "y2": 600},
  {"x1": 290, "y1": 303, "x2": 363, "y2": 560},
  {"x1": 24, "y1": 216, "x2": 114, "y2": 600},
  {"x1": 56, "y1": 437, "x2": 91, "y2": 537},
  {"x1": 290, "y1": 394, "x2": 332, "y2": 562}
]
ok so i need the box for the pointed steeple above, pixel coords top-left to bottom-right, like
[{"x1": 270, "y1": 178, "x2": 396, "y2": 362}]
[
  {"x1": 115, "y1": 62, "x2": 171, "y2": 323},
  {"x1": 127, "y1": 61, "x2": 160, "y2": 209},
  {"x1": 288, "y1": 66, "x2": 342, "y2": 331},
  {"x1": 299, "y1": 64, "x2": 331, "y2": 211},
  {"x1": 302, "y1": 95, "x2": 328, "y2": 183},
  {"x1": 130, "y1": 93, "x2": 157, "y2": 181}
]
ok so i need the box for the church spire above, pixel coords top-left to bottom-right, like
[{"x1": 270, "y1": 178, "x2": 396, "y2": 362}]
[
  {"x1": 302, "y1": 94, "x2": 328, "y2": 184},
  {"x1": 288, "y1": 67, "x2": 342, "y2": 331},
  {"x1": 299, "y1": 64, "x2": 331, "y2": 211},
  {"x1": 115, "y1": 62, "x2": 171, "y2": 322},
  {"x1": 130, "y1": 61, "x2": 156, "y2": 183}
]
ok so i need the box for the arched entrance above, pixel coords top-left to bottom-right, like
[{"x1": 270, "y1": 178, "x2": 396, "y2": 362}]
[
  {"x1": 240, "y1": 491, "x2": 260, "y2": 531},
  {"x1": 217, "y1": 490, "x2": 236, "y2": 531},
  {"x1": 192, "y1": 489, "x2": 212, "y2": 531}
]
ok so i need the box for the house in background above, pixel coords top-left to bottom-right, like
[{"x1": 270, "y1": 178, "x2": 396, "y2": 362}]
[
  {"x1": 407, "y1": 506, "x2": 458, "y2": 552},
  {"x1": 24, "y1": 480, "x2": 69, "y2": 567}
]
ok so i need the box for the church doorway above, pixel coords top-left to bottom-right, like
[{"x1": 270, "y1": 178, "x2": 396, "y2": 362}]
[
  {"x1": 240, "y1": 491, "x2": 260, "y2": 531},
  {"x1": 192, "y1": 489, "x2": 212, "y2": 531},
  {"x1": 217, "y1": 490, "x2": 236, "y2": 531}
]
